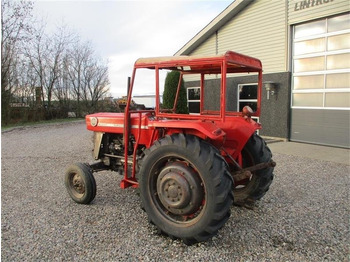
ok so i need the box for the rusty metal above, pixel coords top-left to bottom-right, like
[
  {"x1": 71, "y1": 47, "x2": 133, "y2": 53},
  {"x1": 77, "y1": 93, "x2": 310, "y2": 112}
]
[
  {"x1": 221, "y1": 147, "x2": 276, "y2": 182},
  {"x1": 233, "y1": 170, "x2": 252, "y2": 182},
  {"x1": 232, "y1": 160, "x2": 276, "y2": 182},
  {"x1": 221, "y1": 147, "x2": 242, "y2": 170},
  {"x1": 242, "y1": 106, "x2": 253, "y2": 118},
  {"x1": 72, "y1": 173, "x2": 85, "y2": 194},
  {"x1": 89, "y1": 161, "x2": 109, "y2": 172},
  {"x1": 246, "y1": 160, "x2": 276, "y2": 172},
  {"x1": 156, "y1": 162, "x2": 203, "y2": 215}
]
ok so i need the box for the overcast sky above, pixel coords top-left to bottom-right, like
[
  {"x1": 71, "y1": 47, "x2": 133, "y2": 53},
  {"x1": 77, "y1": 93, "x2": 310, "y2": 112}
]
[{"x1": 33, "y1": 0, "x2": 232, "y2": 97}]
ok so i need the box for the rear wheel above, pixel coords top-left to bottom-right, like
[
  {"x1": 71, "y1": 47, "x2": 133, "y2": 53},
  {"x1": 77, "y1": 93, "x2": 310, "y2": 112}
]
[
  {"x1": 65, "y1": 163, "x2": 96, "y2": 204},
  {"x1": 233, "y1": 134, "x2": 274, "y2": 205},
  {"x1": 139, "y1": 134, "x2": 233, "y2": 245}
]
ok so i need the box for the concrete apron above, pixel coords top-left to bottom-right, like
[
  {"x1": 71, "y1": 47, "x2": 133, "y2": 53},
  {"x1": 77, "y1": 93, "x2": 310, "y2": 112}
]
[{"x1": 267, "y1": 141, "x2": 350, "y2": 165}]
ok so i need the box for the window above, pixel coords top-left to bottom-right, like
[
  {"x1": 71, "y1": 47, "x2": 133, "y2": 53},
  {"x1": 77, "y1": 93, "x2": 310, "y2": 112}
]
[
  {"x1": 237, "y1": 84, "x2": 258, "y2": 112},
  {"x1": 292, "y1": 13, "x2": 350, "y2": 110},
  {"x1": 237, "y1": 83, "x2": 260, "y2": 126},
  {"x1": 187, "y1": 87, "x2": 200, "y2": 114}
]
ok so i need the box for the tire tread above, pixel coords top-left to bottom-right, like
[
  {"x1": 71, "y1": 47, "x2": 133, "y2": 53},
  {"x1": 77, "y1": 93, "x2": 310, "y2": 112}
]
[{"x1": 139, "y1": 134, "x2": 233, "y2": 245}]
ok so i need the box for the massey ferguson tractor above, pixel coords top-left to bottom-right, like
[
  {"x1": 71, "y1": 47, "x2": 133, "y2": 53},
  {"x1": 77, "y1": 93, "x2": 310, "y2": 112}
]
[{"x1": 65, "y1": 51, "x2": 275, "y2": 245}]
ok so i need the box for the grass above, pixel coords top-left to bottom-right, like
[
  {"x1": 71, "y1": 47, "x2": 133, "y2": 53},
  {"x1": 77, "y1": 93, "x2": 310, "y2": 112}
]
[{"x1": 1, "y1": 118, "x2": 84, "y2": 131}]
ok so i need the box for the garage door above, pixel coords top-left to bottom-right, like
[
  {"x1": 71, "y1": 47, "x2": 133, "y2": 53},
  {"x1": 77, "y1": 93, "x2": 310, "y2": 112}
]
[{"x1": 291, "y1": 13, "x2": 350, "y2": 148}]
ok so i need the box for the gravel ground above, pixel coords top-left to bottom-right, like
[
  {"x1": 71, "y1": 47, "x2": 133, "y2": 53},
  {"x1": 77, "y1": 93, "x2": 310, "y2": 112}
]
[{"x1": 2, "y1": 122, "x2": 349, "y2": 261}]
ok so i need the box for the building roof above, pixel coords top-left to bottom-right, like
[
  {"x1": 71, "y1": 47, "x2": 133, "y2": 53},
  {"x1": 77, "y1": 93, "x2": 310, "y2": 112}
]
[{"x1": 174, "y1": 0, "x2": 253, "y2": 56}]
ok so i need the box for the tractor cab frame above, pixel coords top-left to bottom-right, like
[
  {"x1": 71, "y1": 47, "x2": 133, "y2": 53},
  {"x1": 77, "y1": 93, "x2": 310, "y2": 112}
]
[{"x1": 120, "y1": 51, "x2": 263, "y2": 187}]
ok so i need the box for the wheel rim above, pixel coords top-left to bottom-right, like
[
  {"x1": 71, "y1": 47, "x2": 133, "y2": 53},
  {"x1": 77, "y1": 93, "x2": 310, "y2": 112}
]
[
  {"x1": 149, "y1": 157, "x2": 205, "y2": 224},
  {"x1": 69, "y1": 172, "x2": 85, "y2": 198}
]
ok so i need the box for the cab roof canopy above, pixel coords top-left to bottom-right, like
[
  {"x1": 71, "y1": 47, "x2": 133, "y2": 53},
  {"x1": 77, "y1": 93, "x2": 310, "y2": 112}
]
[{"x1": 134, "y1": 51, "x2": 262, "y2": 74}]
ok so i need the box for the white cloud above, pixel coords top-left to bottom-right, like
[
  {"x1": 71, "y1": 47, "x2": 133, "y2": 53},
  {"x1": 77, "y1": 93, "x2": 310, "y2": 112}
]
[{"x1": 33, "y1": 0, "x2": 232, "y2": 97}]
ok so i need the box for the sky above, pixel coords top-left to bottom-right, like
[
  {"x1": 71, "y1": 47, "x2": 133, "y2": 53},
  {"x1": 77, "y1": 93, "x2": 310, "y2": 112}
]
[{"x1": 32, "y1": 0, "x2": 233, "y2": 97}]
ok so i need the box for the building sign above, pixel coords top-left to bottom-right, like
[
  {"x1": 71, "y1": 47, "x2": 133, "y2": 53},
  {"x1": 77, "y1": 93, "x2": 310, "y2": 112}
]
[{"x1": 294, "y1": 0, "x2": 334, "y2": 11}]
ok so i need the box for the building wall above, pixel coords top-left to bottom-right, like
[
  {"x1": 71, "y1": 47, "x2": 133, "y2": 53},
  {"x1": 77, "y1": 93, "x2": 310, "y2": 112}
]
[
  {"x1": 185, "y1": 72, "x2": 291, "y2": 139},
  {"x1": 182, "y1": 0, "x2": 350, "y2": 145},
  {"x1": 259, "y1": 72, "x2": 291, "y2": 138},
  {"x1": 191, "y1": 0, "x2": 288, "y2": 73},
  {"x1": 288, "y1": 0, "x2": 350, "y2": 24},
  {"x1": 187, "y1": 1, "x2": 290, "y2": 138},
  {"x1": 219, "y1": 0, "x2": 287, "y2": 73},
  {"x1": 190, "y1": 33, "x2": 217, "y2": 56}
]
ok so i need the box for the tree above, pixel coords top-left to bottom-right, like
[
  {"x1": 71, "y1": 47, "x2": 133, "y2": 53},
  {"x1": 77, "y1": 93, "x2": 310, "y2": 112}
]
[
  {"x1": 54, "y1": 53, "x2": 70, "y2": 112},
  {"x1": 1, "y1": 0, "x2": 34, "y2": 124},
  {"x1": 1, "y1": 1, "x2": 110, "y2": 123},
  {"x1": 25, "y1": 24, "x2": 77, "y2": 118},
  {"x1": 162, "y1": 70, "x2": 188, "y2": 114},
  {"x1": 65, "y1": 41, "x2": 89, "y2": 116},
  {"x1": 82, "y1": 58, "x2": 110, "y2": 113}
]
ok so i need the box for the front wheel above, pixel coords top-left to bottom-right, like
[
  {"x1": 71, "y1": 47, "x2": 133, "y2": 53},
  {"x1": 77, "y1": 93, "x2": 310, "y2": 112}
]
[
  {"x1": 233, "y1": 134, "x2": 274, "y2": 205},
  {"x1": 139, "y1": 134, "x2": 233, "y2": 245},
  {"x1": 65, "y1": 163, "x2": 96, "y2": 204}
]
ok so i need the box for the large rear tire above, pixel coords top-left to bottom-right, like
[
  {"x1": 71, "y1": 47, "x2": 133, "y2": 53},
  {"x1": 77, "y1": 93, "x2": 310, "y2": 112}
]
[
  {"x1": 233, "y1": 134, "x2": 274, "y2": 205},
  {"x1": 139, "y1": 134, "x2": 233, "y2": 245}
]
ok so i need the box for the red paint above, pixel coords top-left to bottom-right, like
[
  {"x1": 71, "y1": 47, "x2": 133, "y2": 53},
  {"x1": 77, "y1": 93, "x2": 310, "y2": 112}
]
[{"x1": 86, "y1": 51, "x2": 263, "y2": 189}]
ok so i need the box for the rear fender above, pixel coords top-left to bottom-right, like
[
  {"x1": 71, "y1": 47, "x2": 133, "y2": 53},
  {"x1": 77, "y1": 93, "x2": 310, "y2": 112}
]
[
  {"x1": 220, "y1": 117, "x2": 261, "y2": 159},
  {"x1": 149, "y1": 120, "x2": 226, "y2": 142}
]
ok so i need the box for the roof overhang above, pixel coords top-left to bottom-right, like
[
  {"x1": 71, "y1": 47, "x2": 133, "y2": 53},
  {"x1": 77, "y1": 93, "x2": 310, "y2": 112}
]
[{"x1": 174, "y1": 0, "x2": 254, "y2": 56}]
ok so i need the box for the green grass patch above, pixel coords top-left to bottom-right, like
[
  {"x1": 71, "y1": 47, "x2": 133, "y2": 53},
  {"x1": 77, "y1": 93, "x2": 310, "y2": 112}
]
[{"x1": 1, "y1": 118, "x2": 84, "y2": 131}]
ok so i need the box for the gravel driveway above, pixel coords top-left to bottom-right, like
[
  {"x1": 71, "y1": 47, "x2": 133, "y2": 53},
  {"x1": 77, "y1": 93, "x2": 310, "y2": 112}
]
[{"x1": 2, "y1": 122, "x2": 349, "y2": 261}]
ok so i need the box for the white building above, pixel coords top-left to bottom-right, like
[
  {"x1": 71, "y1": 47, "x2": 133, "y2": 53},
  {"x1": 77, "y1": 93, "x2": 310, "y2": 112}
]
[{"x1": 175, "y1": 0, "x2": 350, "y2": 148}]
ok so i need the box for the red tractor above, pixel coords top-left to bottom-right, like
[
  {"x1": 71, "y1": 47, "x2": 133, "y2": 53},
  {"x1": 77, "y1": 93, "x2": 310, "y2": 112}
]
[{"x1": 65, "y1": 51, "x2": 275, "y2": 245}]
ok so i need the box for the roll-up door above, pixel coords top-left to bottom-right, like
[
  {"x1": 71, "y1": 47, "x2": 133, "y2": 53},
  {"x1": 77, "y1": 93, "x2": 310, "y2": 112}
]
[{"x1": 291, "y1": 13, "x2": 350, "y2": 148}]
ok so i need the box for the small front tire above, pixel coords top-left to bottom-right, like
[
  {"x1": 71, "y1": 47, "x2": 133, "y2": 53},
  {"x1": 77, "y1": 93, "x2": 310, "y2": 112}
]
[{"x1": 65, "y1": 163, "x2": 96, "y2": 204}]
